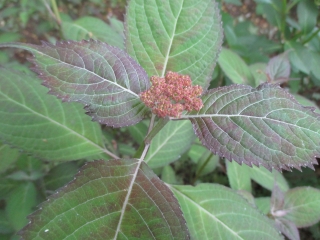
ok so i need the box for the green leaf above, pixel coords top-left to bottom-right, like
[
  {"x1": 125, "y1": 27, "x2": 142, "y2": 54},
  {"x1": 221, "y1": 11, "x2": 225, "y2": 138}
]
[
  {"x1": 249, "y1": 63, "x2": 267, "y2": 87},
  {"x1": 126, "y1": 121, "x2": 148, "y2": 143},
  {"x1": 145, "y1": 121, "x2": 195, "y2": 169},
  {"x1": 161, "y1": 165, "x2": 179, "y2": 184},
  {"x1": 265, "y1": 52, "x2": 290, "y2": 83},
  {"x1": 44, "y1": 162, "x2": 80, "y2": 191},
  {"x1": 0, "y1": 210, "x2": 13, "y2": 234},
  {"x1": 20, "y1": 159, "x2": 189, "y2": 239},
  {"x1": 6, "y1": 182, "x2": 38, "y2": 231},
  {"x1": 185, "y1": 83, "x2": 320, "y2": 171},
  {"x1": 0, "y1": 41, "x2": 150, "y2": 127},
  {"x1": 226, "y1": 161, "x2": 252, "y2": 192},
  {"x1": 285, "y1": 41, "x2": 312, "y2": 75},
  {"x1": 196, "y1": 153, "x2": 219, "y2": 177},
  {"x1": 283, "y1": 187, "x2": 320, "y2": 227},
  {"x1": 255, "y1": 197, "x2": 271, "y2": 215},
  {"x1": 0, "y1": 144, "x2": 20, "y2": 174},
  {"x1": 218, "y1": 48, "x2": 255, "y2": 85},
  {"x1": 61, "y1": 16, "x2": 124, "y2": 49},
  {"x1": 292, "y1": 93, "x2": 320, "y2": 114},
  {"x1": 0, "y1": 68, "x2": 109, "y2": 161},
  {"x1": 311, "y1": 51, "x2": 320, "y2": 81},
  {"x1": 170, "y1": 183, "x2": 283, "y2": 240},
  {"x1": 248, "y1": 166, "x2": 289, "y2": 192},
  {"x1": 297, "y1": 0, "x2": 318, "y2": 34},
  {"x1": 125, "y1": 0, "x2": 223, "y2": 87}
]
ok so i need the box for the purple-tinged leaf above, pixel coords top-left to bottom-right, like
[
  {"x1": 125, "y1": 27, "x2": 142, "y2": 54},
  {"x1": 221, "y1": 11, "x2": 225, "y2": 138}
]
[
  {"x1": 0, "y1": 40, "x2": 150, "y2": 127},
  {"x1": 265, "y1": 52, "x2": 291, "y2": 83},
  {"x1": 275, "y1": 218, "x2": 300, "y2": 240},
  {"x1": 19, "y1": 159, "x2": 189, "y2": 240},
  {"x1": 184, "y1": 83, "x2": 320, "y2": 171},
  {"x1": 271, "y1": 183, "x2": 285, "y2": 217}
]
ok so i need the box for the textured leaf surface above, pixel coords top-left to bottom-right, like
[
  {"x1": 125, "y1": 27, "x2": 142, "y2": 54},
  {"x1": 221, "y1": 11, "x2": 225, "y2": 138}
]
[
  {"x1": 0, "y1": 68, "x2": 108, "y2": 160},
  {"x1": 265, "y1": 52, "x2": 290, "y2": 83},
  {"x1": 186, "y1": 83, "x2": 320, "y2": 171},
  {"x1": 125, "y1": 0, "x2": 223, "y2": 87},
  {"x1": 275, "y1": 218, "x2": 300, "y2": 240},
  {"x1": 20, "y1": 159, "x2": 189, "y2": 240},
  {"x1": 1, "y1": 41, "x2": 150, "y2": 127},
  {"x1": 283, "y1": 187, "x2": 320, "y2": 227},
  {"x1": 218, "y1": 48, "x2": 255, "y2": 85},
  {"x1": 145, "y1": 121, "x2": 195, "y2": 169},
  {"x1": 61, "y1": 16, "x2": 124, "y2": 49},
  {"x1": 170, "y1": 183, "x2": 283, "y2": 240}
]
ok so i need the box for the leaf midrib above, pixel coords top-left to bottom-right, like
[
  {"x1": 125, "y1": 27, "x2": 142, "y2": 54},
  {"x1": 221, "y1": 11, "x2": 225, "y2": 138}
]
[
  {"x1": 160, "y1": 0, "x2": 184, "y2": 77},
  {"x1": 0, "y1": 91, "x2": 108, "y2": 156},
  {"x1": 170, "y1": 185, "x2": 245, "y2": 240},
  {"x1": 182, "y1": 114, "x2": 319, "y2": 135}
]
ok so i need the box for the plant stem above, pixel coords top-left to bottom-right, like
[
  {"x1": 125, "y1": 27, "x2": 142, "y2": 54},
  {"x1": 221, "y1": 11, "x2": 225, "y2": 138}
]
[
  {"x1": 192, "y1": 153, "x2": 213, "y2": 185},
  {"x1": 302, "y1": 29, "x2": 320, "y2": 45},
  {"x1": 144, "y1": 117, "x2": 169, "y2": 144},
  {"x1": 50, "y1": 0, "x2": 61, "y2": 25}
]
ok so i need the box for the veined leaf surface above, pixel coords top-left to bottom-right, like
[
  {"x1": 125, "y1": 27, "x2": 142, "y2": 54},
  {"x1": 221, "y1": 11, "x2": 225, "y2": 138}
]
[
  {"x1": 20, "y1": 159, "x2": 189, "y2": 239},
  {"x1": 170, "y1": 184, "x2": 283, "y2": 240},
  {"x1": 185, "y1": 83, "x2": 320, "y2": 171},
  {"x1": 145, "y1": 121, "x2": 195, "y2": 169},
  {"x1": 0, "y1": 68, "x2": 108, "y2": 161},
  {"x1": 125, "y1": 0, "x2": 223, "y2": 87},
  {"x1": 283, "y1": 187, "x2": 320, "y2": 227},
  {"x1": 0, "y1": 40, "x2": 150, "y2": 127},
  {"x1": 61, "y1": 16, "x2": 124, "y2": 49}
]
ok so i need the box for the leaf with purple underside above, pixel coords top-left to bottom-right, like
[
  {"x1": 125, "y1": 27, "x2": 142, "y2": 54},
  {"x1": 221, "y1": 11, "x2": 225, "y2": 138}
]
[
  {"x1": 275, "y1": 218, "x2": 300, "y2": 240},
  {"x1": 125, "y1": 0, "x2": 223, "y2": 88},
  {"x1": 184, "y1": 83, "x2": 320, "y2": 171},
  {"x1": 265, "y1": 52, "x2": 291, "y2": 83},
  {"x1": 19, "y1": 159, "x2": 189, "y2": 240},
  {"x1": 0, "y1": 40, "x2": 150, "y2": 127}
]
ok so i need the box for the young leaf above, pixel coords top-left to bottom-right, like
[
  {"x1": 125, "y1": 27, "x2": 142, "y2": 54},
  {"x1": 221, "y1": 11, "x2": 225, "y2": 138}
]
[
  {"x1": 170, "y1": 183, "x2": 283, "y2": 240},
  {"x1": 297, "y1": 0, "x2": 318, "y2": 34},
  {"x1": 0, "y1": 40, "x2": 150, "y2": 127},
  {"x1": 249, "y1": 63, "x2": 268, "y2": 87},
  {"x1": 255, "y1": 197, "x2": 271, "y2": 215},
  {"x1": 275, "y1": 218, "x2": 300, "y2": 240},
  {"x1": 282, "y1": 187, "x2": 320, "y2": 227},
  {"x1": 185, "y1": 83, "x2": 320, "y2": 171},
  {"x1": 144, "y1": 121, "x2": 195, "y2": 169},
  {"x1": 226, "y1": 161, "x2": 252, "y2": 192},
  {"x1": 20, "y1": 159, "x2": 189, "y2": 239},
  {"x1": 125, "y1": 0, "x2": 223, "y2": 87},
  {"x1": 248, "y1": 166, "x2": 289, "y2": 192},
  {"x1": 218, "y1": 48, "x2": 255, "y2": 85},
  {"x1": 6, "y1": 182, "x2": 38, "y2": 231},
  {"x1": 0, "y1": 68, "x2": 111, "y2": 161},
  {"x1": 285, "y1": 42, "x2": 311, "y2": 75},
  {"x1": 61, "y1": 16, "x2": 124, "y2": 49},
  {"x1": 265, "y1": 52, "x2": 290, "y2": 83}
]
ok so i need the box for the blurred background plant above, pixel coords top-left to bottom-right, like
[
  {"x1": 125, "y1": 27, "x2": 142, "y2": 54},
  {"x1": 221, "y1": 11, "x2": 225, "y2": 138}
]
[{"x1": 0, "y1": 0, "x2": 319, "y2": 239}]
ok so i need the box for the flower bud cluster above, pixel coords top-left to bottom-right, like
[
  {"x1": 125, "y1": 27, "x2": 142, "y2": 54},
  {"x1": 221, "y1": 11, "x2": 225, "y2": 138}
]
[{"x1": 140, "y1": 71, "x2": 203, "y2": 118}]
